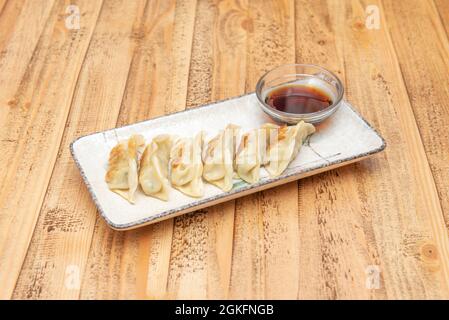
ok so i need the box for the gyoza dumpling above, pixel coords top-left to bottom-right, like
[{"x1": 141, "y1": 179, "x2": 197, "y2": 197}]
[
  {"x1": 139, "y1": 134, "x2": 173, "y2": 201},
  {"x1": 235, "y1": 129, "x2": 259, "y2": 184},
  {"x1": 170, "y1": 132, "x2": 204, "y2": 197},
  {"x1": 264, "y1": 121, "x2": 315, "y2": 177},
  {"x1": 202, "y1": 124, "x2": 240, "y2": 192},
  {"x1": 259, "y1": 123, "x2": 281, "y2": 165},
  {"x1": 234, "y1": 124, "x2": 279, "y2": 184},
  {"x1": 105, "y1": 134, "x2": 145, "y2": 203}
]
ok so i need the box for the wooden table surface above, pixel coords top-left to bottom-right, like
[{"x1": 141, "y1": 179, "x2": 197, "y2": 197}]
[{"x1": 1, "y1": 0, "x2": 448, "y2": 300}]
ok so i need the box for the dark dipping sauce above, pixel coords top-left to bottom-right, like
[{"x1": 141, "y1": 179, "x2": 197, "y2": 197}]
[{"x1": 265, "y1": 84, "x2": 332, "y2": 114}]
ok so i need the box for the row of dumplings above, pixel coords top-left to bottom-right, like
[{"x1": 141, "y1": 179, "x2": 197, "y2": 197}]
[{"x1": 105, "y1": 121, "x2": 315, "y2": 203}]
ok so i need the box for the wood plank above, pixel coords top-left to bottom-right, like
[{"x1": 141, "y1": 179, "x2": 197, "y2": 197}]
[
  {"x1": 0, "y1": 0, "x2": 25, "y2": 50},
  {"x1": 294, "y1": 0, "x2": 449, "y2": 299},
  {"x1": 0, "y1": 0, "x2": 103, "y2": 299},
  {"x1": 8, "y1": 0, "x2": 448, "y2": 300},
  {"x1": 0, "y1": 0, "x2": 7, "y2": 14},
  {"x1": 294, "y1": 0, "x2": 390, "y2": 300},
  {"x1": 11, "y1": 0, "x2": 146, "y2": 299},
  {"x1": 228, "y1": 0, "x2": 298, "y2": 299},
  {"x1": 382, "y1": 0, "x2": 449, "y2": 227},
  {"x1": 434, "y1": 0, "x2": 449, "y2": 37},
  {"x1": 164, "y1": 0, "x2": 248, "y2": 299},
  {"x1": 78, "y1": 0, "x2": 197, "y2": 299},
  {"x1": 0, "y1": 0, "x2": 51, "y2": 110},
  {"x1": 294, "y1": 0, "x2": 380, "y2": 299}
]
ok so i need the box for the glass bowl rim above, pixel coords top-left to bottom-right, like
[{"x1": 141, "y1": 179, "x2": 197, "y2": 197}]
[{"x1": 255, "y1": 63, "x2": 345, "y2": 119}]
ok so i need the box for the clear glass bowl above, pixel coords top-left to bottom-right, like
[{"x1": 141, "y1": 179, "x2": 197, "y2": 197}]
[{"x1": 255, "y1": 64, "x2": 344, "y2": 124}]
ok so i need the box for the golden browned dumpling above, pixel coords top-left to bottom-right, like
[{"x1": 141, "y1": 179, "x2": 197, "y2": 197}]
[
  {"x1": 235, "y1": 129, "x2": 260, "y2": 184},
  {"x1": 139, "y1": 135, "x2": 173, "y2": 201},
  {"x1": 170, "y1": 132, "x2": 204, "y2": 198},
  {"x1": 105, "y1": 134, "x2": 145, "y2": 203},
  {"x1": 234, "y1": 123, "x2": 279, "y2": 184},
  {"x1": 264, "y1": 121, "x2": 315, "y2": 177},
  {"x1": 202, "y1": 124, "x2": 240, "y2": 192}
]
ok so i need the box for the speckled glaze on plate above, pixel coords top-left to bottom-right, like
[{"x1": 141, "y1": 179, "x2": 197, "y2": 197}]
[{"x1": 70, "y1": 93, "x2": 385, "y2": 230}]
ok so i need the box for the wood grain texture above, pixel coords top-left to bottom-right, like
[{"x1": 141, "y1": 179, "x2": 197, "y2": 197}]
[
  {"x1": 313, "y1": 0, "x2": 449, "y2": 299},
  {"x1": 434, "y1": 0, "x2": 449, "y2": 36},
  {"x1": 0, "y1": 0, "x2": 7, "y2": 15},
  {"x1": 0, "y1": 0, "x2": 103, "y2": 299},
  {"x1": 79, "y1": 0, "x2": 197, "y2": 299},
  {"x1": 298, "y1": 0, "x2": 449, "y2": 298},
  {"x1": 12, "y1": 0, "x2": 145, "y2": 299},
  {"x1": 294, "y1": 0, "x2": 379, "y2": 299},
  {"x1": 2, "y1": 0, "x2": 448, "y2": 299},
  {"x1": 166, "y1": 0, "x2": 248, "y2": 300},
  {"x1": 382, "y1": 0, "x2": 449, "y2": 228},
  {"x1": 293, "y1": 0, "x2": 449, "y2": 299},
  {"x1": 0, "y1": 0, "x2": 25, "y2": 51},
  {"x1": 229, "y1": 0, "x2": 299, "y2": 299}
]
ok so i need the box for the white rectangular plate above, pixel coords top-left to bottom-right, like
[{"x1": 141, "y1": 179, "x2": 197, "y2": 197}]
[{"x1": 71, "y1": 93, "x2": 385, "y2": 230}]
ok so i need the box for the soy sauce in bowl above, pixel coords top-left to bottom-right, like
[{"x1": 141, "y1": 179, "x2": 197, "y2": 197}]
[
  {"x1": 265, "y1": 84, "x2": 333, "y2": 114},
  {"x1": 256, "y1": 64, "x2": 344, "y2": 123}
]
